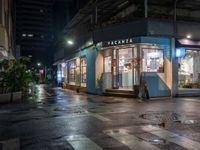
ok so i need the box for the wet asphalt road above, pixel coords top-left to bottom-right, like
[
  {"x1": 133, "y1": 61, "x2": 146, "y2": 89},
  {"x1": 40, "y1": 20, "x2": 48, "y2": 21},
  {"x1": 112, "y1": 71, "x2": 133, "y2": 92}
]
[{"x1": 1, "y1": 85, "x2": 200, "y2": 150}]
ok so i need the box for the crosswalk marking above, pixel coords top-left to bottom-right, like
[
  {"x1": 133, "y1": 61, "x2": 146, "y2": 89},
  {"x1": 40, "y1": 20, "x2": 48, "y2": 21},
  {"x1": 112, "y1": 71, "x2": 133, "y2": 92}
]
[
  {"x1": 65, "y1": 134, "x2": 102, "y2": 150},
  {"x1": 57, "y1": 112, "x2": 111, "y2": 122},
  {"x1": 105, "y1": 129, "x2": 161, "y2": 150},
  {"x1": 90, "y1": 113, "x2": 111, "y2": 121},
  {"x1": 142, "y1": 125, "x2": 200, "y2": 150},
  {"x1": 84, "y1": 110, "x2": 111, "y2": 122}
]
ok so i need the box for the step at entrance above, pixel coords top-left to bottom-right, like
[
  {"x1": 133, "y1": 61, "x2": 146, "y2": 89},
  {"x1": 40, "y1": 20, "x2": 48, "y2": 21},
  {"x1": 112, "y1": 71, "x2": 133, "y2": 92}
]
[{"x1": 104, "y1": 89, "x2": 136, "y2": 98}]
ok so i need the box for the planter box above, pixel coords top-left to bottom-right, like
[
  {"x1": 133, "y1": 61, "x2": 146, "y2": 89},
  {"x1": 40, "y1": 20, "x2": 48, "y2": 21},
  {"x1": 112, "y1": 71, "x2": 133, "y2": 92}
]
[
  {"x1": 12, "y1": 91, "x2": 22, "y2": 102},
  {"x1": 0, "y1": 93, "x2": 11, "y2": 103},
  {"x1": 0, "y1": 91, "x2": 22, "y2": 104}
]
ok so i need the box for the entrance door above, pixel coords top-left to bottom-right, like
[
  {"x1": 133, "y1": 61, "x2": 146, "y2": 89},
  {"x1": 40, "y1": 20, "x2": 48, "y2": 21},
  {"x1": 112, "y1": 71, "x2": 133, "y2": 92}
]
[
  {"x1": 118, "y1": 48, "x2": 133, "y2": 89},
  {"x1": 111, "y1": 48, "x2": 133, "y2": 90}
]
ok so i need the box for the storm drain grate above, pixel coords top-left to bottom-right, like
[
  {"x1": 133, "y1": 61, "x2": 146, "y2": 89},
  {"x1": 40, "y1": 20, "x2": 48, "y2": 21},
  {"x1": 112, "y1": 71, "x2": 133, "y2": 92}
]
[
  {"x1": 139, "y1": 112, "x2": 183, "y2": 127},
  {"x1": 139, "y1": 112, "x2": 181, "y2": 122}
]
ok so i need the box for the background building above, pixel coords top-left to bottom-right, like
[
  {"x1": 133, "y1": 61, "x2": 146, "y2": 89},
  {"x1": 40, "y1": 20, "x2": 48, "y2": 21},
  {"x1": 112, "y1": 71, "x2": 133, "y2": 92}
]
[
  {"x1": 16, "y1": 0, "x2": 54, "y2": 66},
  {"x1": 0, "y1": 0, "x2": 15, "y2": 60}
]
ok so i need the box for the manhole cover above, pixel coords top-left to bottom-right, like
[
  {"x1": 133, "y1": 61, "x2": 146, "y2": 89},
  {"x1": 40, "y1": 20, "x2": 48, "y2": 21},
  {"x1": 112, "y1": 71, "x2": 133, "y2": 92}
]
[{"x1": 139, "y1": 112, "x2": 181, "y2": 123}]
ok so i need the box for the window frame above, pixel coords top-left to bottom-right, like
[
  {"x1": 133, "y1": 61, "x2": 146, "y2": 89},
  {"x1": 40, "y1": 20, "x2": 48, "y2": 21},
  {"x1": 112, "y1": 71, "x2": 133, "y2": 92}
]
[{"x1": 141, "y1": 48, "x2": 164, "y2": 73}]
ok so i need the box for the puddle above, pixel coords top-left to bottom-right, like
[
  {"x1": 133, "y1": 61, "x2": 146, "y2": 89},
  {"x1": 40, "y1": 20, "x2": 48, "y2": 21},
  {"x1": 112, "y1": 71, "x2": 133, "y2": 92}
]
[
  {"x1": 149, "y1": 139, "x2": 167, "y2": 145},
  {"x1": 182, "y1": 119, "x2": 198, "y2": 124},
  {"x1": 54, "y1": 107, "x2": 67, "y2": 111}
]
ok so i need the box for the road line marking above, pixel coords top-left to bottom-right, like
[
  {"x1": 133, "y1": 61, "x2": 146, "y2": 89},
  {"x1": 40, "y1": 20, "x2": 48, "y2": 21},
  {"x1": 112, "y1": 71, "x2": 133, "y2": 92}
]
[
  {"x1": 44, "y1": 90, "x2": 52, "y2": 97},
  {"x1": 182, "y1": 98, "x2": 200, "y2": 103},
  {"x1": 98, "y1": 110, "x2": 128, "y2": 115},
  {"x1": 84, "y1": 110, "x2": 111, "y2": 122},
  {"x1": 65, "y1": 134, "x2": 102, "y2": 150},
  {"x1": 105, "y1": 129, "x2": 160, "y2": 150},
  {"x1": 90, "y1": 113, "x2": 111, "y2": 122},
  {"x1": 142, "y1": 125, "x2": 200, "y2": 150},
  {"x1": 58, "y1": 112, "x2": 111, "y2": 122}
]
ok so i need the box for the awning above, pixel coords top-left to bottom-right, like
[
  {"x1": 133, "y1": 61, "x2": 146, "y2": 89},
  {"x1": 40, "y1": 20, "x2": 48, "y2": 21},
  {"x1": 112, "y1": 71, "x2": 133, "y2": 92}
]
[{"x1": 176, "y1": 39, "x2": 200, "y2": 48}]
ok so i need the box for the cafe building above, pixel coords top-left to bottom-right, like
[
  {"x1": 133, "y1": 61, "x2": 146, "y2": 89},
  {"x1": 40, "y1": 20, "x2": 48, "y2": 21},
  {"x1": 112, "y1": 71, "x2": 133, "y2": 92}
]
[{"x1": 55, "y1": 19, "x2": 200, "y2": 97}]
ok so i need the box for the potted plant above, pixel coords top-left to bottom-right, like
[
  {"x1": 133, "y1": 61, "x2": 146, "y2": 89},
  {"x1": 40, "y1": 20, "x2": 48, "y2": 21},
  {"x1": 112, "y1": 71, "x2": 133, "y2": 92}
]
[
  {"x1": 96, "y1": 73, "x2": 103, "y2": 94},
  {"x1": 0, "y1": 56, "x2": 33, "y2": 103}
]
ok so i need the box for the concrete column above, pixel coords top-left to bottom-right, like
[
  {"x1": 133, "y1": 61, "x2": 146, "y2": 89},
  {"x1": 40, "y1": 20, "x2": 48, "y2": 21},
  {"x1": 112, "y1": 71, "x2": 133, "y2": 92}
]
[{"x1": 171, "y1": 38, "x2": 178, "y2": 96}]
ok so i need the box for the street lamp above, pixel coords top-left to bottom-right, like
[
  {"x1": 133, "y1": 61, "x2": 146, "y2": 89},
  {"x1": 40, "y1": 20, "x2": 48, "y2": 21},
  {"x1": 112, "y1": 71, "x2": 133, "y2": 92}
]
[
  {"x1": 37, "y1": 62, "x2": 41, "y2": 67},
  {"x1": 67, "y1": 40, "x2": 74, "y2": 45}
]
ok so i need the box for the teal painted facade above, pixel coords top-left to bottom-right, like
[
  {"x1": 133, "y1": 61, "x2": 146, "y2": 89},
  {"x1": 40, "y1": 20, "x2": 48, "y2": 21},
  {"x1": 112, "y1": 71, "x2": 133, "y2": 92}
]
[
  {"x1": 58, "y1": 36, "x2": 172, "y2": 97},
  {"x1": 64, "y1": 46, "x2": 97, "y2": 94}
]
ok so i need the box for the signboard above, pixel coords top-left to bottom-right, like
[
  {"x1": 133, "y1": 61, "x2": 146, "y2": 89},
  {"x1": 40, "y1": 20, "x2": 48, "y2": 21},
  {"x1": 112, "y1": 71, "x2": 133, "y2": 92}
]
[{"x1": 103, "y1": 38, "x2": 134, "y2": 47}]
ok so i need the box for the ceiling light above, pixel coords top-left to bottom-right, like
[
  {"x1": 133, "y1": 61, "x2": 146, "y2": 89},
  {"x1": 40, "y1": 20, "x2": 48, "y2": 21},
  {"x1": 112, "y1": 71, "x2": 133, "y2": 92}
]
[{"x1": 186, "y1": 34, "x2": 191, "y2": 39}]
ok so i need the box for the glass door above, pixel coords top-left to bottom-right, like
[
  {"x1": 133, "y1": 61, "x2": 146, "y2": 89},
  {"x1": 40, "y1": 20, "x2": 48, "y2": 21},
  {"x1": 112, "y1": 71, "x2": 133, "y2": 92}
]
[
  {"x1": 118, "y1": 48, "x2": 133, "y2": 90},
  {"x1": 110, "y1": 48, "x2": 134, "y2": 90}
]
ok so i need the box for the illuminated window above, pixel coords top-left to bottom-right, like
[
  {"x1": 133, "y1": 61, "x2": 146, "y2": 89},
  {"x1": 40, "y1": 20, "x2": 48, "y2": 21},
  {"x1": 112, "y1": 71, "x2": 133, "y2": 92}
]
[
  {"x1": 178, "y1": 50, "x2": 200, "y2": 89},
  {"x1": 22, "y1": 34, "x2": 26, "y2": 37},
  {"x1": 104, "y1": 56, "x2": 111, "y2": 72},
  {"x1": 81, "y1": 57, "x2": 87, "y2": 83},
  {"x1": 40, "y1": 9, "x2": 44, "y2": 13},
  {"x1": 28, "y1": 34, "x2": 34, "y2": 37},
  {"x1": 69, "y1": 60, "x2": 76, "y2": 82},
  {"x1": 142, "y1": 49, "x2": 164, "y2": 73}
]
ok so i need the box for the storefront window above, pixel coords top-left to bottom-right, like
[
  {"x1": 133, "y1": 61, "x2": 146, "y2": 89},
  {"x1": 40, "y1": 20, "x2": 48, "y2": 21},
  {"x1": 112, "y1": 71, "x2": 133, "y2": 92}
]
[
  {"x1": 104, "y1": 56, "x2": 111, "y2": 72},
  {"x1": 178, "y1": 50, "x2": 200, "y2": 89},
  {"x1": 81, "y1": 57, "x2": 87, "y2": 83},
  {"x1": 142, "y1": 49, "x2": 164, "y2": 73},
  {"x1": 69, "y1": 60, "x2": 76, "y2": 83},
  {"x1": 61, "y1": 62, "x2": 68, "y2": 81}
]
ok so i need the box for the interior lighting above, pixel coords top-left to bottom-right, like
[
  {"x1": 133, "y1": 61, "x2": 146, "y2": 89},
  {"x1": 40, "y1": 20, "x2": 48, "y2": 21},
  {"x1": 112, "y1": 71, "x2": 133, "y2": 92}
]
[{"x1": 186, "y1": 34, "x2": 191, "y2": 39}]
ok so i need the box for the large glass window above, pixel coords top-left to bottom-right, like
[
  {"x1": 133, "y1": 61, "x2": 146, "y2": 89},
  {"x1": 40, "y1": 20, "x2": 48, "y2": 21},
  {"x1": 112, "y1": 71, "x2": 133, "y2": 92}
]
[
  {"x1": 178, "y1": 50, "x2": 200, "y2": 89},
  {"x1": 69, "y1": 60, "x2": 76, "y2": 83},
  {"x1": 61, "y1": 62, "x2": 67, "y2": 82},
  {"x1": 142, "y1": 49, "x2": 164, "y2": 73},
  {"x1": 104, "y1": 56, "x2": 111, "y2": 72},
  {"x1": 81, "y1": 57, "x2": 87, "y2": 83}
]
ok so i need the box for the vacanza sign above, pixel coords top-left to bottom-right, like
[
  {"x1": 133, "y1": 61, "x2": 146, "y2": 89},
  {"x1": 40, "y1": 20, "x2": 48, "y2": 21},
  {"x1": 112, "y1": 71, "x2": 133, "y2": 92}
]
[{"x1": 102, "y1": 38, "x2": 134, "y2": 47}]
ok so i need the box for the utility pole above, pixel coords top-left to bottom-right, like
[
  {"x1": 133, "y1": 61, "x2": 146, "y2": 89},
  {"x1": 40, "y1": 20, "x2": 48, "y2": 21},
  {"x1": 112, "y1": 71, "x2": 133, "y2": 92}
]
[
  {"x1": 174, "y1": 0, "x2": 178, "y2": 37},
  {"x1": 144, "y1": 0, "x2": 148, "y2": 18}
]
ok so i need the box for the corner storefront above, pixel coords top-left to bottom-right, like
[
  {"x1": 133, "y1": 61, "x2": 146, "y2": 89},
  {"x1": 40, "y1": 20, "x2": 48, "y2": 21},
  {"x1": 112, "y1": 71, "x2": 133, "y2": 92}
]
[{"x1": 96, "y1": 36, "x2": 172, "y2": 97}]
